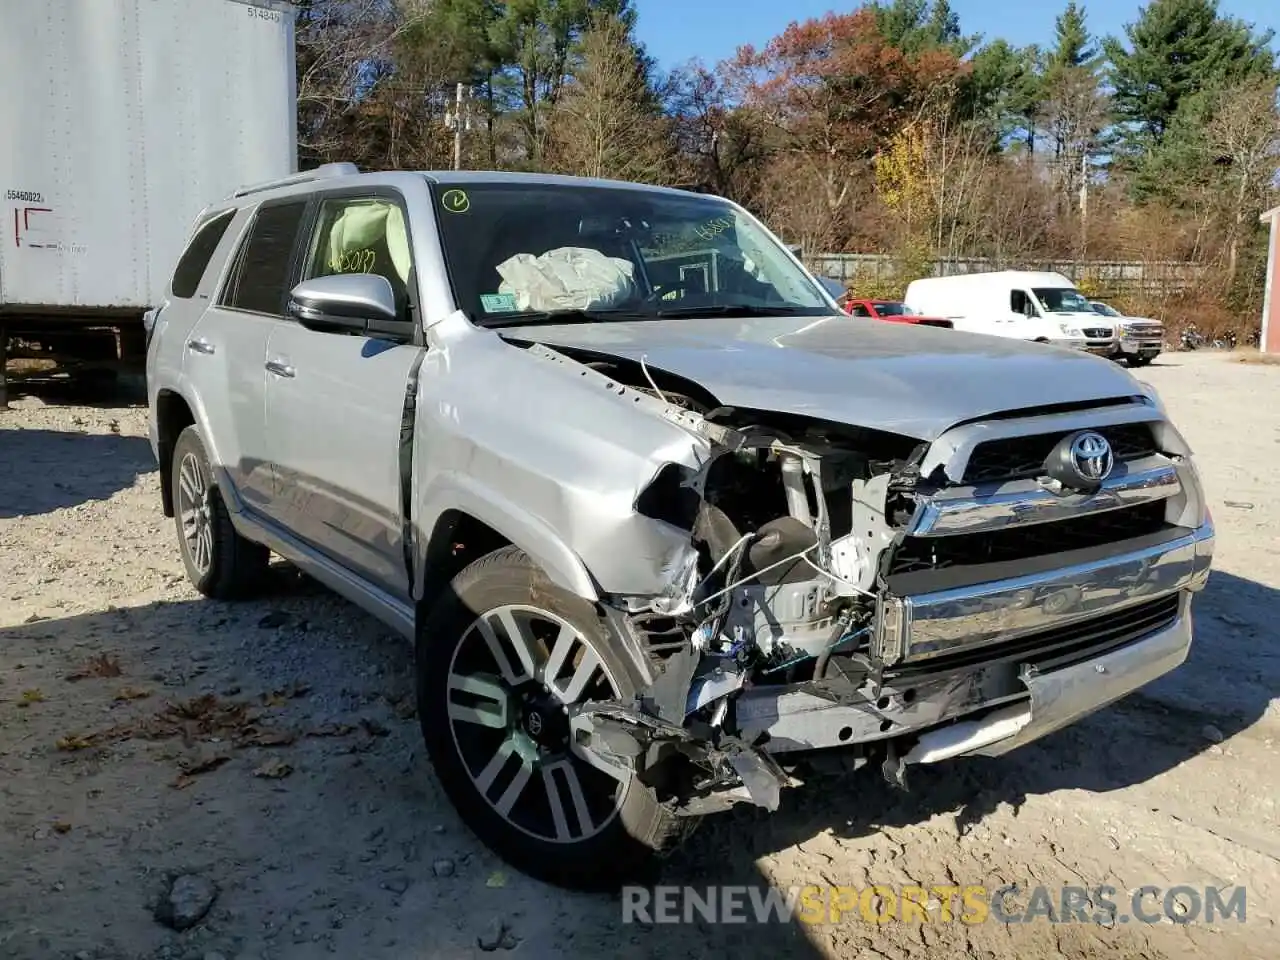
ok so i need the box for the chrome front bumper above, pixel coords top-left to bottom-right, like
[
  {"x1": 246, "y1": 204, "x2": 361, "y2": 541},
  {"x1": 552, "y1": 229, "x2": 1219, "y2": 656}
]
[
  {"x1": 1120, "y1": 341, "x2": 1163, "y2": 355},
  {"x1": 874, "y1": 519, "x2": 1214, "y2": 664},
  {"x1": 1119, "y1": 327, "x2": 1164, "y2": 354},
  {"x1": 904, "y1": 593, "x2": 1193, "y2": 764},
  {"x1": 736, "y1": 520, "x2": 1213, "y2": 757}
]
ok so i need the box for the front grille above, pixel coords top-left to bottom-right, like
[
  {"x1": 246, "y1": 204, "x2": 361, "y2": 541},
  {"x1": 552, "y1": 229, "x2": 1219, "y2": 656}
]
[
  {"x1": 888, "y1": 499, "x2": 1170, "y2": 575},
  {"x1": 1083, "y1": 327, "x2": 1112, "y2": 338},
  {"x1": 962, "y1": 422, "x2": 1159, "y2": 485},
  {"x1": 886, "y1": 594, "x2": 1180, "y2": 678}
]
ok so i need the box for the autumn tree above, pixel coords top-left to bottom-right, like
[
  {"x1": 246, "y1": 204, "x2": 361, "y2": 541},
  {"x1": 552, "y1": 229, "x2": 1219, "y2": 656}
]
[
  {"x1": 731, "y1": 9, "x2": 965, "y2": 249},
  {"x1": 295, "y1": 0, "x2": 425, "y2": 166},
  {"x1": 1137, "y1": 77, "x2": 1280, "y2": 289},
  {"x1": 664, "y1": 61, "x2": 768, "y2": 201},
  {"x1": 545, "y1": 15, "x2": 669, "y2": 182},
  {"x1": 874, "y1": 104, "x2": 994, "y2": 260},
  {"x1": 1206, "y1": 79, "x2": 1280, "y2": 287},
  {"x1": 1039, "y1": 68, "x2": 1107, "y2": 216}
]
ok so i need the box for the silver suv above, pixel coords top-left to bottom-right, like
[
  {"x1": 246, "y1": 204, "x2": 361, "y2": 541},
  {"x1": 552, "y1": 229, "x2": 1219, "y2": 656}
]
[{"x1": 147, "y1": 164, "x2": 1215, "y2": 890}]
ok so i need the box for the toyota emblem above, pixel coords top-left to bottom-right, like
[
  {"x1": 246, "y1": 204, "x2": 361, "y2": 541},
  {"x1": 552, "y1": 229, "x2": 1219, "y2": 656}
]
[
  {"x1": 1069, "y1": 431, "x2": 1114, "y2": 484},
  {"x1": 1044, "y1": 429, "x2": 1116, "y2": 492}
]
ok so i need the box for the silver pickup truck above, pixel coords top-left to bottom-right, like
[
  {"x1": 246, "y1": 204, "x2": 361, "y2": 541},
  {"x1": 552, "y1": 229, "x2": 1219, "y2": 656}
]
[{"x1": 146, "y1": 165, "x2": 1215, "y2": 890}]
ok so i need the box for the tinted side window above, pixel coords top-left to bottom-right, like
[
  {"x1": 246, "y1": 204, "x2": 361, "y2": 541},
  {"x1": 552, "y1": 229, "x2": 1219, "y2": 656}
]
[
  {"x1": 170, "y1": 211, "x2": 235, "y2": 299},
  {"x1": 850, "y1": 304, "x2": 872, "y2": 317},
  {"x1": 225, "y1": 200, "x2": 308, "y2": 315}
]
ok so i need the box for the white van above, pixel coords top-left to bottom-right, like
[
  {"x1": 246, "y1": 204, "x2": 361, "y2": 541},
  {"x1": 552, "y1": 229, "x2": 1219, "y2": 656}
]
[{"x1": 903, "y1": 271, "x2": 1117, "y2": 354}]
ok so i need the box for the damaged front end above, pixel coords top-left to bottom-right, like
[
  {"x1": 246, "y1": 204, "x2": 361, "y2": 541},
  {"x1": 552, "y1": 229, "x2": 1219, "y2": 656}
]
[
  {"x1": 536, "y1": 342, "x2": 936, "y2": 814},
  {"x1": 538, "y1": 342, "x2": 1214, "y2": 818}
]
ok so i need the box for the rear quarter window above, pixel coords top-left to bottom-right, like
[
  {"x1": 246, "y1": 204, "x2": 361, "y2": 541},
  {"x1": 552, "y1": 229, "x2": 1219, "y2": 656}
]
[{"x1": 170, "y1": 210, "x2": 235, "y2": 299}]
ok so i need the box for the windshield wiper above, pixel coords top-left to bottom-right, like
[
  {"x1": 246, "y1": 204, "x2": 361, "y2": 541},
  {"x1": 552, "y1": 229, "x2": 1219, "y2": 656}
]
[
  {"x1": 652, "y1": 303, "x2": 828, "y2": 319},
  {"x1": 480, "y1": 308, "x2": 653, "y2": 329},
  {"x1": 482, "y1": 303, "x2": 830, "y2": 327}
]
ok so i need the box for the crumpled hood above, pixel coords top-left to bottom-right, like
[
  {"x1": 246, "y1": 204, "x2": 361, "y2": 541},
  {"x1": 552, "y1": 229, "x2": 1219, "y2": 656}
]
[{"x1": 503, "y1": 315, "x2": 1146, "y2": 441}]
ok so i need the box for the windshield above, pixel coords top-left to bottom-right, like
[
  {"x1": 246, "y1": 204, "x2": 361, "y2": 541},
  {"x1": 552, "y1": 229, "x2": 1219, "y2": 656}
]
[
  {"x1": 1033, "y1": 287, "x2": 1094, "y2": 314},
  {"x1": 428, "y1": 180, "x2": 834, "y2": 325},
  {"x1": 874, "y1": 302, "x2": 911, "y2": 316},
  {"x1": 1091, "y1": 301, "x2": 1121, "y2": 317}
]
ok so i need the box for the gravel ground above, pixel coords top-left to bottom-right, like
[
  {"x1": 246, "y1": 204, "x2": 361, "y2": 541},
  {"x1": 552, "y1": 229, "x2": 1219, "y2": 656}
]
[{"x1": 2, "y1": 350, "x2": 1279, "y2": 960}]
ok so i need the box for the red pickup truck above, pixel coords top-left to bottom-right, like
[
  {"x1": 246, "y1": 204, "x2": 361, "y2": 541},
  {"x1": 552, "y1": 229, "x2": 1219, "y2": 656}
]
[{"x1": 844, "y1": 299, "x2": 954, "y2": 329}]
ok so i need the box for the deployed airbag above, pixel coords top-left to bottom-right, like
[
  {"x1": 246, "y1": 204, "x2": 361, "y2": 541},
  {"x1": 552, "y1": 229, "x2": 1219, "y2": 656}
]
[{"x1": 496, "y1": 246, "x2": 637, "y2": 312}]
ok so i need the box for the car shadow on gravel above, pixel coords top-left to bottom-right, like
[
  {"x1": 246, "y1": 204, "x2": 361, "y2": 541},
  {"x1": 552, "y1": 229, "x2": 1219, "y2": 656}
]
[
  {"x1": 674, "y1": 569, "x2": 1277, "y2": 869},
  {"x1": 0, "y1": 428, "x2": 155, "y2": 518}
]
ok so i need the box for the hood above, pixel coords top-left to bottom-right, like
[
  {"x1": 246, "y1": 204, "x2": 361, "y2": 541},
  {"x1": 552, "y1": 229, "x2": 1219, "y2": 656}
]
[{"x1": 502, "y1": 315, "x2": 1146, "y2": 441}]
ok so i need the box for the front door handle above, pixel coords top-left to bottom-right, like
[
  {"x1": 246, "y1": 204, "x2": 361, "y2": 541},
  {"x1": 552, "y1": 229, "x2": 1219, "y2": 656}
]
[
  {"x1": 265, "y1": 359, "x2": 296, "y2": 379},
  {"x1": 187, "y1": 338, "x2": 215, "y2": 355}
]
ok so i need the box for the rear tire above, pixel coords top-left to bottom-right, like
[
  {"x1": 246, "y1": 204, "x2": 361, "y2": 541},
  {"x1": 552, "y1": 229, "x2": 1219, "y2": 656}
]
[
  {"x1": 416, "y1": 546, "x2": 688, "y2": 890},
  {"x1": 171, "y1": 425, "x2": 269, "y2": 599}
]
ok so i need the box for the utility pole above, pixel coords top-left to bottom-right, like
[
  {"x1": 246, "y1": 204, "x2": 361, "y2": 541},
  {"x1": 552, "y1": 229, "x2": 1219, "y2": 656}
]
[
  {"x1": 1078, "y1": 150, "x2": 1089, "y2": 254},
  {"x1": 444, "y1": 82, "x2": 473, "y2": 171}
]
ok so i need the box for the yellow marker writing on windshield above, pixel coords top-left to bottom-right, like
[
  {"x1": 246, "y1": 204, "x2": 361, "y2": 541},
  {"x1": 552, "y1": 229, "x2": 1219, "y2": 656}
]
[{"x1": 441, "y1": 189, "x2": 470, "y2": 213}]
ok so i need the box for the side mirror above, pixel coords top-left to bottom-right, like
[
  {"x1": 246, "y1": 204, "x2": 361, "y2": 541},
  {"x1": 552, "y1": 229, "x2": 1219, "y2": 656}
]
[{"x1": 287, "y1": 274, "x2": 414, "y2": 341}]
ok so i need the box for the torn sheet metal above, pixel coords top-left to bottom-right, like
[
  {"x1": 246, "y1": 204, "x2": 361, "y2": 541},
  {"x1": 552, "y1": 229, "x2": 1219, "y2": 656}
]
[{"x1": 567, "y1": 700, "x2": 792, "y2": 814}]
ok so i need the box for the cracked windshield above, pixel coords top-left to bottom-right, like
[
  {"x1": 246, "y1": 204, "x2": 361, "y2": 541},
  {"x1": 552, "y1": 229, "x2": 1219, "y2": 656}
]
[{"x1": 430, "y1": 182, "x2": 834, "y2": 325}]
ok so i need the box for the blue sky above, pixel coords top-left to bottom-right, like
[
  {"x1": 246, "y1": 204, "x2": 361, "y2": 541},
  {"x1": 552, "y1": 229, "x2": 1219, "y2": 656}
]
[{"x1": 633, "y1": 0, "x2": 1278, "y2": 69}]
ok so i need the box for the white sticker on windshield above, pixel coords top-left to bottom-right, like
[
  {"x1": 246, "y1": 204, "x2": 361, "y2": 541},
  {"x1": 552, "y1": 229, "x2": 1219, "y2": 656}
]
[{"x1": 480, "y1": 293, "x2": 519, "y2": 313}]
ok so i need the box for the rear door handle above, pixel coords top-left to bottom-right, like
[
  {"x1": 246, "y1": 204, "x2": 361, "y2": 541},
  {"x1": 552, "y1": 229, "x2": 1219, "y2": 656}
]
[
  {"x1": 186, "y1": 338, "x2": 215, "y2": 355},
  {"x1": 265, "y1": 359, "x2": 296, "y2": 378}
]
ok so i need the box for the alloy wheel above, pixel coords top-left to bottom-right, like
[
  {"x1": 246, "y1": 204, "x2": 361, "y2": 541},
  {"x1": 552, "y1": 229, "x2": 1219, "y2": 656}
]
[
  {"x1": 445, "y1": 604, "x2": 628, "y2": 843},
  {"x1": 177, "y1": 451, "x2": 214, "y2": 575}
]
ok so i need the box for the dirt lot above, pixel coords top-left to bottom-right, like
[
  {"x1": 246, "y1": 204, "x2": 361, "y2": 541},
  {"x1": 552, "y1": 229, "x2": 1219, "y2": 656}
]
[{"x1": 2, "y1": 351, "x2": 1279, "y2": 960}]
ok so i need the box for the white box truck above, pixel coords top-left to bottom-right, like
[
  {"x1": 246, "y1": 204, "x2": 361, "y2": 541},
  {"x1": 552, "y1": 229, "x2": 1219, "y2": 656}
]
[
  {"x1": 903, "y1": 270, "x2": 1119, "y2": 356},
  {"x1": 0, "y1": 0, "x2": 297, "y2": 404}
]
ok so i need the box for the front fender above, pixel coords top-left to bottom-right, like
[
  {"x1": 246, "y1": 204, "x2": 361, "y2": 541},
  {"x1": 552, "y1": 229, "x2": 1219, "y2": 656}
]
[
  {"x1": 410, "y1": 318, "x2": 719, "y2": 604},
  {"x1": 414, "y1": 471, "x2": 599, "y2": 600}
]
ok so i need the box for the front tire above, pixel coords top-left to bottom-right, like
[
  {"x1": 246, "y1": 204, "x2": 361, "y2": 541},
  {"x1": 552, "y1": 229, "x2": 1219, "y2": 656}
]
[
  {"x1": 170, "y1": 425, "x2": 269, "y2": 599},
  {"x1": 1126, "y1": 355, "x2": 1153, "y2": 367},
  {"x1": 416, "y1": 546, "x2": 687, "y2": 890}
]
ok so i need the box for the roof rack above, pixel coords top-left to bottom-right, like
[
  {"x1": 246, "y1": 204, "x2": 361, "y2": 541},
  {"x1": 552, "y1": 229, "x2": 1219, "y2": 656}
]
[{"x1": 229, "y1": 162, "x2": 360, "y2": 199}]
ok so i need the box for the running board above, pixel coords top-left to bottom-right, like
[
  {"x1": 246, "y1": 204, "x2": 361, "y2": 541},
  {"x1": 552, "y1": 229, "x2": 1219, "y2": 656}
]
[{"x1": 218, "y1": 477, "x2": 415, "y2": 640}]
